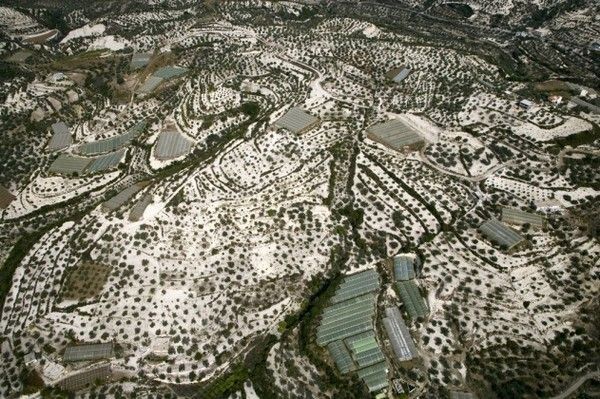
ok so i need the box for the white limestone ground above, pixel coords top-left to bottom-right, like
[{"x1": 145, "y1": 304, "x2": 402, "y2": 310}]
[
  {"x1": 0, "y1": 2, "x2": 598, "y2": 397},
  {"x1": 60, "y1": 23, "x2": 106, "y2": 44},
  {"x1": 3, "y1": 172, "x2": 122, "y2": 220},
  {"x1": 0, "y1": 6, "x2": 42, "y2": 38}
]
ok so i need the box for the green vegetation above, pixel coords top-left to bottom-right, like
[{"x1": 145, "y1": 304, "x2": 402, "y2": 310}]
[
  {"x1": 198, "y1": 364, "x2": 248, "y2": 399},
  {"x1": 0, "y1": 230, "x2": 46, "y2": 313},
  {"x1": 241, "y1": 102, "x2": 260, "y2": 118},
  {"x1": 551, "y1": 122, "x2": 600, "y2": 148},
  {"x1": 526, "y1": 0, "x2": 586, "y2": 28},
  {"x1": 20, "y1": 370, "x2": 45, "y2": 395},
  {"x1": 61, "y1": 262, "x2": 112, "y2": 300}
]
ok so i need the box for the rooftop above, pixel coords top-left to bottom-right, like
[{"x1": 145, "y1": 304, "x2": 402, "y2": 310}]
[
  {"x1": 153, "y1": 66, "x2": 188, "y2": 79},
  {"x1": 48, "y1": 122, "x2": 72, "y2": 151},
  {"x1": 154, "y1": 131, "x2": 192, "y2": 160},
  {"x1": 79, "y1": 121, "x2": 146, "y2": 156},
  {"x1": 103, "y1": 182, "x2": 149, "y2": 212},
  {"x1": 501, "y1": 207, "x2": 545, "y2": 229},
  {"x1": 48, "y1": 155, "x2": 91, "y2": 175},
  {"x1": 479, "y1": 218, "x2": 525, "y2": 249},
  {"x1": 131, "y1": 52, "x2": 152, "y2": 70},
  {"x1": 386, "y1": 66, "x2": 411, "y2": 83},
  {"x1": 367, "y1": 119, "x2": 424, "y2": 150},
  {"x1": 396, "y1": 281, "x2": 428, "y2": 319},
  {"x1": 63, "y1": 343, "x2": 113, "y2": 362},
  {"x1": 138, "y1": 76, "x2": 164, "y2": 94},
  {"x1": 383, "y1": 307, "x2": 418, "y2": 361},
  {"x1": 274, "y1": 107, "x2": 320, "y2": 134},
  {"x1": 393, "y1": 255, "x2": 416, "y2": 281}
]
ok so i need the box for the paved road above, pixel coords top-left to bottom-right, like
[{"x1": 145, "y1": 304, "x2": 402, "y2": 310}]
[{"x1": 549, "y1": 371, "x2": 600, "y2": 399}]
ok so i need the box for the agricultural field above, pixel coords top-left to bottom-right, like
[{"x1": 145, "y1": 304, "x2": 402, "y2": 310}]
[{"x1": 0, "y1": 1, "x2": 598, "y2": 398}]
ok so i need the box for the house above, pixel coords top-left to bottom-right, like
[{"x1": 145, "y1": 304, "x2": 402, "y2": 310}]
[
  {"x1": 518, "y1": 99, "x2": 534, "y2": 110},
  {"x1": 548, "y1": 95, "x2": 562, "y2": 105}
]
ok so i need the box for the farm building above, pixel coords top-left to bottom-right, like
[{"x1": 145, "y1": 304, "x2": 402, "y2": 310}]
[
  {"x1": 86, "y1": 149, "x2": 126, "y2": 173},
  {"x1": 393, "y1": 255, "x2": 416, "y2": 281},
  {"x1": 48, "y1": 155, "x2": 91, "y2": 176},
  {"x1": 0, "y1": 185, "x2": 16, "y2": 209},
  {"x1": 501, "y1": 207, "x2": 545, "y2": 229},
  {"x1": 345, "y1": 331, "x2": 385, "y2": 368},
  {"x1": 383, "y1": 307, "x2": 418, "y2": 362},
  {"x1": 154, "y1": 131, "x2": 192, "y2": 160},
  {"x1": 356, "y1": 361, "x2": 389, "y2": 393},
  {"x1": 450, "y1": 391, "x2": 478, "y2": 399},
  {"x1": 48, "y1": 122, "x2": 72, "y2": 151},
  {"x1": 79, "y1": 120, "x2": 146, "y2": 155},
  {"x1": 367, "y1": 119, "x2": 425, "y2": 152},
  {"x1": 130, "y1": 52, "x2": 152, "y2": 70},
  {"x1": 331, "y1": 269, "x2": 379, "y2": 303},
  {"x1": 386, "y1": 66, "x2": 411, "y2": 83},
  {"x1": 273, "y1": 107, "x2": 320, "y2": 134},
  {"x1": 396, "y1": 281, "x2": 428, "y2": 319},
  {"x1": 150, "y1": 336, "x2": 171, "y2": 357},
  {"x1": 49, "y1": 72, "x2": 68, "y2": 83},
  {"x1": 565, "y1": 82, "x2": 597, "y2": 97},
  {"x1": 548, "y1": 95, "x2": 562, "y2": 105},
  {"x1": 392, "y1": 379, "x2": 405, "y2": 394},
  {"x1": 57, "y1": 364, "x2": 111, "y2": 391},
  {"x1": 327, "y1": 340, "x2": 355, "y2": 374},
  {"x1": 479, "y1": 218, "x2": 526, "y2": 251},
  {"x1": 103, "y1": 182, "x2": 148, "y2": 212},
  {"x1": 518, "y1": 99, "x2": 534, "y2": 110},
  {"x1": 63, "y1": 343, "x2": 114, "y2": 362},
  {"x1": 316, "y1": 292, "x2": 377, "y2": 345}
]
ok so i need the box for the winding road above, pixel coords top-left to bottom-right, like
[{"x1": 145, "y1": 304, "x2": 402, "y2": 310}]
[{"x1": 549, "y1": 371, "x2": 600, "y2": 399}]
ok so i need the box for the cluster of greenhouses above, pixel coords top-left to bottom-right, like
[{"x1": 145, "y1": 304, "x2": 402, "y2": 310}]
[{"x1": 316, "y1": 269, "x2": 389, "y2": 393}]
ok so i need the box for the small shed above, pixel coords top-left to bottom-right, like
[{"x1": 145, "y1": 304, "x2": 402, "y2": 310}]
[{"x1": 518, "y1": 99, "x2": 534, "y2": 110}]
